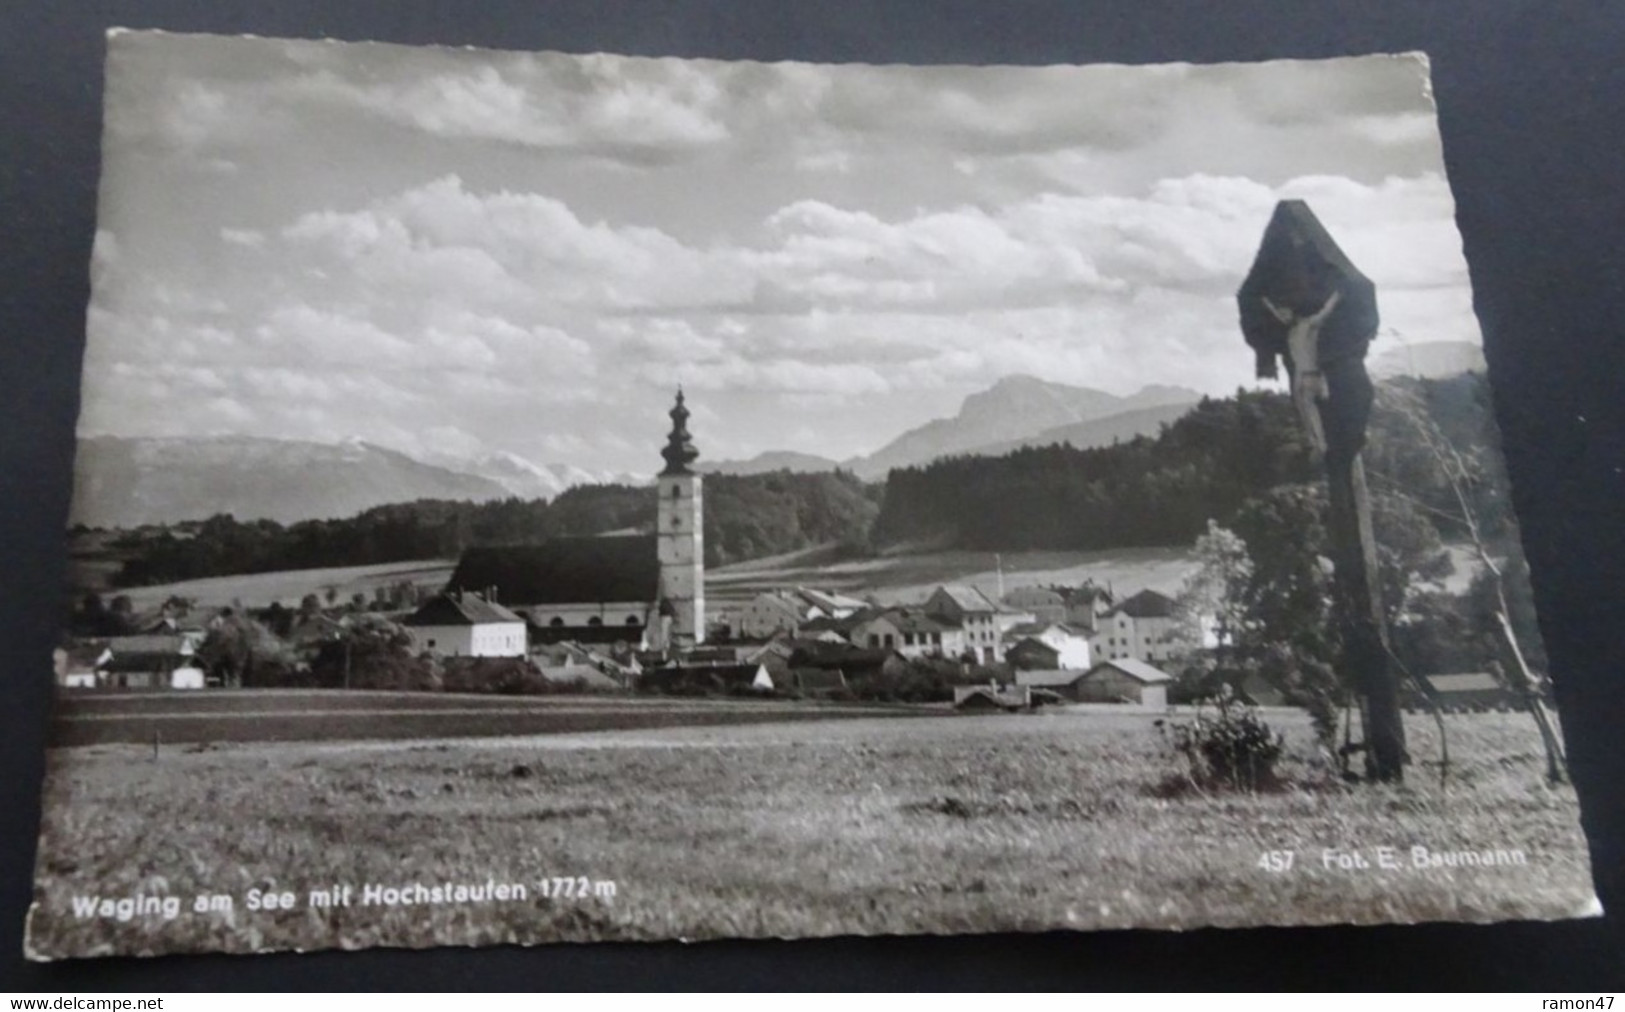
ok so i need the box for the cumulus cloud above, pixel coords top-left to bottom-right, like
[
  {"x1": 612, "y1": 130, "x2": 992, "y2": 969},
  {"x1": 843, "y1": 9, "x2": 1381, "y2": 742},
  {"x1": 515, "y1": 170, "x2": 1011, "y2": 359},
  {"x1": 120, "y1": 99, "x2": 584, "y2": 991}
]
[{"x1": 86, "y1": 37, "x2": 1473, "y2": 470}]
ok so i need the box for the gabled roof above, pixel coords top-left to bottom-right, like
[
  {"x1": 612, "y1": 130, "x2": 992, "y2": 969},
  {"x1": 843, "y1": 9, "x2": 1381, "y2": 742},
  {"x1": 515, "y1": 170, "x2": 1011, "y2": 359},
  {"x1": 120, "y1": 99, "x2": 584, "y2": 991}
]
[
  {"x1": 448, "y1": 536, "x2": 659, "y2": 605},
  {"x1": 1087, "y1": 657, "x2": 1173, "y2": 684},
  {"x1": 101, "y1": 651, "x2": 193, "y2": 673},
  {"x1": 1014, "y1": 668, "x2": 1089, "y2": 688},
  {"x1": 1424, "y1": 672, "x2": 1504, "y2": 694},
  {"x1": 1057, "y1": 583, "x2": 1112, "y2": 605},
  {"x1": 1007, "y1": 637, "x2": 1060, "y2": 658},
  {"x1": 403, "y1": 593, "x2": 524, "y2": 627},
  {"x1": 103, "y1": 634, "x2": 192, "y2": 655},
  {"x1": 1002, "y1": 586, "x2": 1063, "y2": 604},
  {"x1": 865, "y1": 609, "x2": 953, "y2": 634},
  {"x1": 929, "y1": 585, "x2": 1000, "y2": 614},
  {"x1": 1108, "y1": 589, "x2": 1179, "y2": 620},
  {"x1": 795, "y1": 587, "x2": 868, "y2": 613},
  {"x1": 792, "y1": 668, "x2": 848, "y2": 692},
  {"x1": 1005, "y1": 620, "x2": 1090, "y2": 639},
  {"x1": 749, "y1": 590, "x2": 802, "y2": 610}
]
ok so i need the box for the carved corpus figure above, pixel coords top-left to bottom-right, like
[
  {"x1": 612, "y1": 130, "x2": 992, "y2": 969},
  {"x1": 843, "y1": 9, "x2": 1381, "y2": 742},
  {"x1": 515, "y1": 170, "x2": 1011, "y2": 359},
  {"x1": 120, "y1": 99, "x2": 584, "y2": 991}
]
[{"x1": 1237, "y1": 199, "x2": 1406, "y2": 782}]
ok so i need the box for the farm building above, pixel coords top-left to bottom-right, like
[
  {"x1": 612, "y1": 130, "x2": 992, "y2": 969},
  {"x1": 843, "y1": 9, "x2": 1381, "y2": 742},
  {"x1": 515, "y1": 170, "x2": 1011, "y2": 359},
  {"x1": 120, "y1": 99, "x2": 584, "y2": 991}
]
[
  {"x1": 96, "y1": 634, "x2": 205, "y2": 689},
  {"x1": 403, "y1": 591, "x2": 527, "y2": 658},
  {"x1": 953, "y1": 683, "x2": 1031, "y2": 711},
  {"x1": 1003, "y1": 621, "x2": 1092, "y2": 670},
  {"x1": 786, "y1": 642, "x2": 906, "y2": 682},
  {"x1": 1012, "y1": 668, "x2": 1092, "y2": 701},
  {"x1": 445, "y1": 392, "x2": 705, "y2": 650},
  {"x1": 1421, "y1": 672, "x2": 1516, "y2": 712},
  {"x1": 1238, "y1": 672, "x2": 1287, "y2": 707},
  {"x1": 1078, "y1": 657, "x2": 1173, "y2": 706},
  {"x1": 789, "y1": 668, "x2": 849, "y2": 697}
]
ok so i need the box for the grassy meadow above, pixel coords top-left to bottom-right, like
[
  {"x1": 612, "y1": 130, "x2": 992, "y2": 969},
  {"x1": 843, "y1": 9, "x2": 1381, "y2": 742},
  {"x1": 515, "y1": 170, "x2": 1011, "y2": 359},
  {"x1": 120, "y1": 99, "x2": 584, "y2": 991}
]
[{"x1": 27, "y1": 707, "x2": 1597, "y2": 959}]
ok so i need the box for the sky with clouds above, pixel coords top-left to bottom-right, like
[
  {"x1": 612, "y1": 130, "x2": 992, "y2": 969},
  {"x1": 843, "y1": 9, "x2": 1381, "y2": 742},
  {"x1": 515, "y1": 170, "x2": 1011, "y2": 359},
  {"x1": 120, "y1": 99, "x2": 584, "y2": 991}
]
[{"x1": 82, "y1": 32, "x2": 1477, "y2": 473}]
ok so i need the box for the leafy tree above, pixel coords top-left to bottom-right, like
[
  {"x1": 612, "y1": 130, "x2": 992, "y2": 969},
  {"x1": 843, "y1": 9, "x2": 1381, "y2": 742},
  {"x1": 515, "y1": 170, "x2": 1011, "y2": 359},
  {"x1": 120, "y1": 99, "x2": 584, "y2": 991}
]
[
  {"x1": 197, "y1": 610, "x2": 299, "y2": 688},
  {"x1": 308, "y1": 615, "x2": 435, "y2": 691},
  {"x1": 1219, "y1": 483, "x2": 1454, "y2": 745}
]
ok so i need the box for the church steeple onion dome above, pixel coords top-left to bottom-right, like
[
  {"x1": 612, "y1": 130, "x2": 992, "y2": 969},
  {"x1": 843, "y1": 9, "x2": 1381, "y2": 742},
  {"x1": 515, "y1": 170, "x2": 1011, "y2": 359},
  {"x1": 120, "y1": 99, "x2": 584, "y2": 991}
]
[{"x1": 660, "y1": 388, "x2": 700, "y2": 476}]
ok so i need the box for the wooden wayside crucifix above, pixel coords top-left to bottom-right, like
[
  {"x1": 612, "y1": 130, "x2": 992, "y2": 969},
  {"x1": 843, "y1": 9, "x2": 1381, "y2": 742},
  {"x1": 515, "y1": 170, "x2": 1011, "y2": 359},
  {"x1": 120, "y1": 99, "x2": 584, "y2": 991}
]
[{"x1": 1237, "y1": 199, "x2": 1407, "y2": 782}]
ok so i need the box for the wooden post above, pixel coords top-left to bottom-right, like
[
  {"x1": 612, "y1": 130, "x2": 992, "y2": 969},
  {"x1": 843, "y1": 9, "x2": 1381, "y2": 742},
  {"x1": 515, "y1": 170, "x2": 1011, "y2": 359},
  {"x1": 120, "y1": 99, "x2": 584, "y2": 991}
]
[
  {"x1": 1239, "y1": 200, "x2": 1406, "y2": 782},
  {"x1": 1493, "y1": 610, "x2": 1567, "y2": 784},
  {"x1": 1326, "y1": 455, "x2": 1407, "y2": 780}
]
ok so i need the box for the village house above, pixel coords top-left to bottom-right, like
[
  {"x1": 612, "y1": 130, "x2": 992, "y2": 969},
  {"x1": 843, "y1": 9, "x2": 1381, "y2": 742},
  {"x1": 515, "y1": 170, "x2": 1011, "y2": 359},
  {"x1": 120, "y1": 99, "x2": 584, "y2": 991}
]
[
  {"x1": 1003, "y1": 620, "x2": 1093, "y2": 670},
  {"x1": 1077, "y1": 657, "x2": 1173, "y2": 707},
  {"x1": 1089, "y1": 588, "x2": 1186, "y2": 664},
  {"x1": 734, "y1": 587, "x2": 871, "y2": 641},
  {"x1": 849, "y1": 608, "x2": 966, "y2": 660},
  {"x1": 1000, "y1": 585, "x2": 1066, "y2": 625},
  {"x1": 444, "y1": 392, "x2": 705, "y2": 652},
  {"x1": 1003, "y1": 583, "x2": 1114, "y2": 633},
  {"x1": 402, "y1": 591, "x2": 527, "y2": 658},
  {"x1": 924, "y1": 585, "x2": 1031, "y2": 663},
  {"x1": 96, "y1": 633, "x2": 206, "y2": 689},
  {"x1": 736, "y1": 591, "x2": 803, "y2": 640}
]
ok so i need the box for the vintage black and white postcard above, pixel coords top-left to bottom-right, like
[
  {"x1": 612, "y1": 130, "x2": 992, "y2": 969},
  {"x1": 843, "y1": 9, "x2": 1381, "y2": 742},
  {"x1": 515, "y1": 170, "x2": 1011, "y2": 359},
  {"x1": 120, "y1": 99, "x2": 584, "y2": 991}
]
[{"x1": 27, "y1": 30, "x2": 1599, "y2": 959}]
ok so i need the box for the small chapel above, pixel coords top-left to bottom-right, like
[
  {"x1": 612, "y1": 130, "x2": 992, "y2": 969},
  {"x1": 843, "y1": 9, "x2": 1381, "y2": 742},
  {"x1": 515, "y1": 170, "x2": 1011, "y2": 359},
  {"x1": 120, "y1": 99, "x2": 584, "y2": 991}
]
[{"x1": 444, "y1": 391, "x2": 705, "y2": 651}]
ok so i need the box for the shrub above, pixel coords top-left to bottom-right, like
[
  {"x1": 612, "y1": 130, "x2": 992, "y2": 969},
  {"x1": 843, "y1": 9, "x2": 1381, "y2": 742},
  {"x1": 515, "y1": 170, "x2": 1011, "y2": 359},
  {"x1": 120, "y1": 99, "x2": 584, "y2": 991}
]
[
  {"x1": 1162, "y1": 689, "x2": 1285, "y2": 791},
  {"x1": 439, "y1": 657, "x2": 550, "y2": 695}
]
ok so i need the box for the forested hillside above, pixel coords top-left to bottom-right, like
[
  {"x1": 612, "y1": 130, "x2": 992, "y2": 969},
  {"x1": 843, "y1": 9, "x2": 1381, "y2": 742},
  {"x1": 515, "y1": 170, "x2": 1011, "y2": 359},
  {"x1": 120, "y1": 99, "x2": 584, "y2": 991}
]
[
  {"x1": 104, "y1": 471, "x2": 880, "y2": 587},
  {"x1": 870, "y1": 375, "x2": 1507, "y2": 551},
  {"x1": 91, "y1": 375, "x2": 1500, "y2": 589}
]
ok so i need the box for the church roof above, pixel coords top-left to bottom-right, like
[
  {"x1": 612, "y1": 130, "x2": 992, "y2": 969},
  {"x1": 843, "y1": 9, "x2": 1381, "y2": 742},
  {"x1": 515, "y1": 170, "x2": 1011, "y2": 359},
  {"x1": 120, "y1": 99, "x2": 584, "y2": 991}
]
[{"x1": 448, "y1": 536, "x2": 660, "y2": 606}]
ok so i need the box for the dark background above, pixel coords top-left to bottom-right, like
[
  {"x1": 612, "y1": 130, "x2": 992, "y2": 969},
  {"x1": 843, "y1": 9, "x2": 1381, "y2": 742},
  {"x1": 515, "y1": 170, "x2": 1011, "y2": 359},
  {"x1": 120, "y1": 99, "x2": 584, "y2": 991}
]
[{"x1": 3, "y1": 0, "x2": 1623, "y2": 991}]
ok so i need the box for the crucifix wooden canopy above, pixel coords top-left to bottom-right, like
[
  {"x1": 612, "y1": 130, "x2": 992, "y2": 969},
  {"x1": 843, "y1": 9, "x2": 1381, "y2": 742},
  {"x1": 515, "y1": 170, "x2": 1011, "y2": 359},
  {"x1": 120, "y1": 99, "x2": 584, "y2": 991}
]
[{"x1": 1237, "y1": 199, "x2": 1379, "y2": 380}]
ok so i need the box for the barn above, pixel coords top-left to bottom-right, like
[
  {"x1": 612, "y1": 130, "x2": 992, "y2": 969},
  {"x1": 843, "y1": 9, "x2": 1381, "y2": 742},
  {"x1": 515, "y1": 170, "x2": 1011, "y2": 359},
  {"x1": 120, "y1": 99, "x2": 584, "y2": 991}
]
[
  {"x1": 1421, "y1": 672, "x2": 1515, "y2": 713},
  {"x1": 1078, "y1": 658, "x2": 1173, "y2": 707}
]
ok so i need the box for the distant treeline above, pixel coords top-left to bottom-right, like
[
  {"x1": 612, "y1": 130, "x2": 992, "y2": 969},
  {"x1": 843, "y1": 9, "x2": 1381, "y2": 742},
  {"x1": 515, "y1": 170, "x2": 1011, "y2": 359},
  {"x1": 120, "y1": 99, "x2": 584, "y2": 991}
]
[
  {"x1": 108, "y1": 471, "x2": 880, "y2": 587},
  {"x1": 870, "y1": 375, "x2": 1510, "y2": 552},
  {"x1": 100, "y1": 374, "x2": 1504, "y2": 588}
]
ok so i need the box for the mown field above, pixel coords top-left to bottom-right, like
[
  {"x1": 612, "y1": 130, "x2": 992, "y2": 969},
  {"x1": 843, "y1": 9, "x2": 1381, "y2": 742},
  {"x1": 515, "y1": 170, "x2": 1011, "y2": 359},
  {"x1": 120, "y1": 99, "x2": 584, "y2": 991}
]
[
  {"x1": 27, "y1": 708, "x2": 1598, "y2": 959},
  {"x1": 102, "y1": 544, "x2": 1201, "y2": 614},
  {"x1": 48, "y1": 690, "x2": 920, "y2": 747}
]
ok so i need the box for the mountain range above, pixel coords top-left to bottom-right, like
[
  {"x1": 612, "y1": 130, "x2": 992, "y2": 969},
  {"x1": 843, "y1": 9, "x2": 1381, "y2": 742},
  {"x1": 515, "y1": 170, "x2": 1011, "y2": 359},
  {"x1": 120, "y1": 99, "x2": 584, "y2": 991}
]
[
  {"x1": 1370, "y1": 340, "x2": 1487, "y2": 380},
  {"x1": 70, "y1": 436, "x2": 509, "y2": 529},
  {"x1": 705, "y1": 376, "x2": 1203, "y2": 479},
  {"x1": 72, "y1": 348, "x2": 1484, "y2": 529}
]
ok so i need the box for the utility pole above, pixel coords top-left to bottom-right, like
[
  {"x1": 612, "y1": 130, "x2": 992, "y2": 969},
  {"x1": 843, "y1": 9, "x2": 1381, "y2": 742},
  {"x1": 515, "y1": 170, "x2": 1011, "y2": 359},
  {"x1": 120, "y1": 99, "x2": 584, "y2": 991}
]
[{"x1": 1238, "y1": 200, "x2": 1406, "y2": 782}]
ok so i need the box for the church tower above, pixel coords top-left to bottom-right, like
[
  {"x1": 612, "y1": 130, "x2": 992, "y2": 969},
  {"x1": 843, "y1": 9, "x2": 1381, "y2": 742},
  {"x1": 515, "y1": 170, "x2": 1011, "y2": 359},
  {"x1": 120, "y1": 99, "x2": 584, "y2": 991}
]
[{"x1": 656, "y1": 389, "x2": 704, "y2": 648}]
